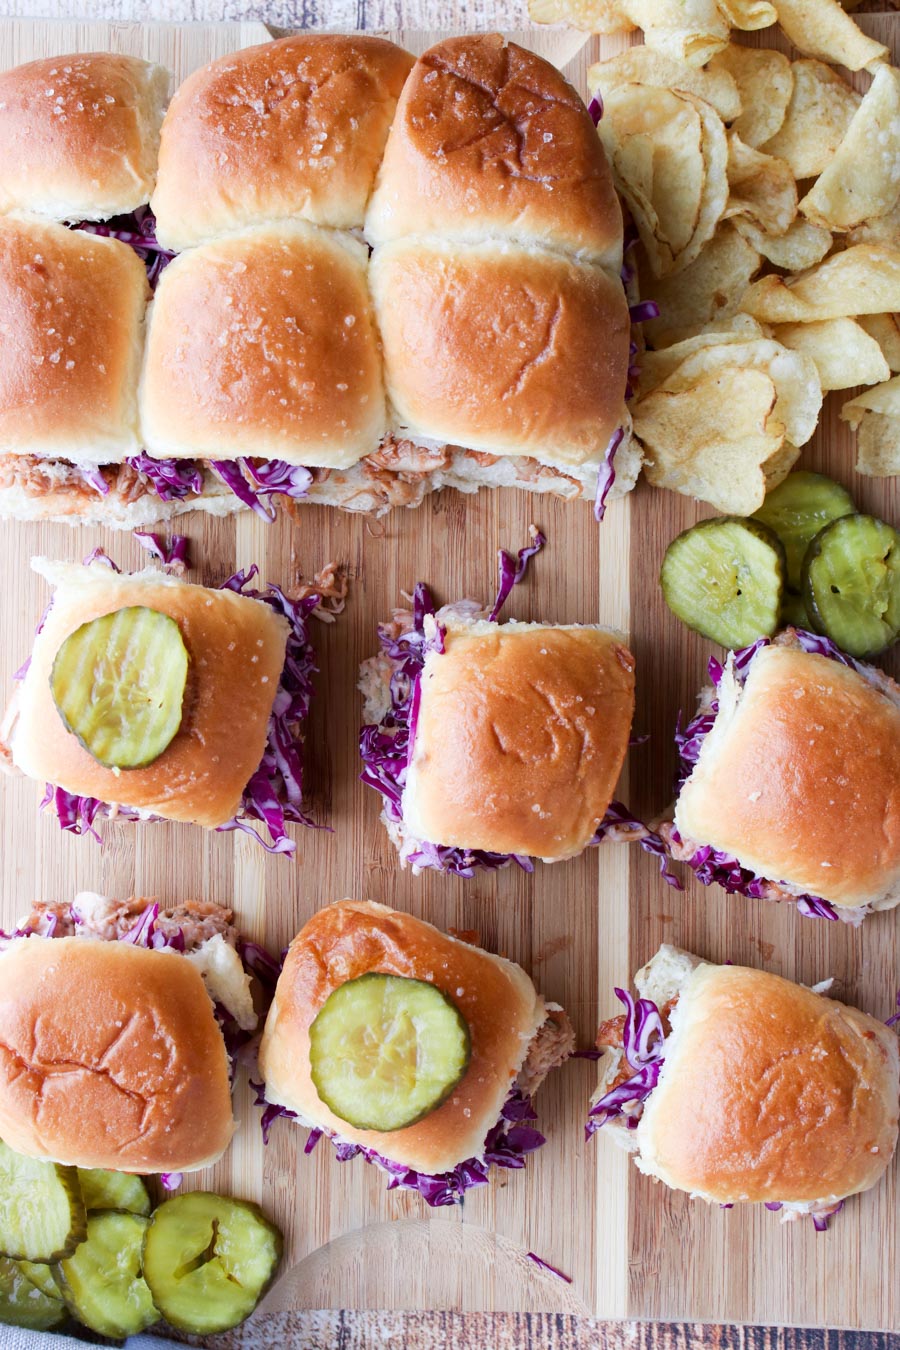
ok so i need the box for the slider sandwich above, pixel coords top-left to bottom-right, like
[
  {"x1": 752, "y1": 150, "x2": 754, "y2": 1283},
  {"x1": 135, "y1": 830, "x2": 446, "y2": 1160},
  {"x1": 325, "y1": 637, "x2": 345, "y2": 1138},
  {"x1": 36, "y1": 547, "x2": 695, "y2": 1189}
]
[
  {"x1": 0, "y1": 34, "x2": 636, "y2": 528},
  {"x1": 0, "y1": 891, "x2": 266, "y2": 1175},
  {"x1": 0, "y1": 552, "x2": 342, "y2": 852},
  {"x1": 257, "y1": 900, "x2": 574, "y2": 1206},
  {"x1": 587, "y1": 945, "x2": 900, "y2": 1229},
  {"x1": 660, "y1": 629, "x2": 900, "y2": 923},
  {"x1": 359, "y1": 533, "x2": 670, "y2": 876}
]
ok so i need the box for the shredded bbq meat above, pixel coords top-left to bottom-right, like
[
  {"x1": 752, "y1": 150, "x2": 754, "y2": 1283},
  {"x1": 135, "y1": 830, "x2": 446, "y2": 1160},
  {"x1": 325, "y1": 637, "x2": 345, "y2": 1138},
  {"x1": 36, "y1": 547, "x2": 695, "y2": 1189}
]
[
  {"x1": 517, "y1": 1007, "x2": 576, "y2": 1096},
  {"x1": 24, "y1": 896, "x2": 236, "y2": 952},
  {"x1": 292, "y1": 562, "x2": 348, "y2": 624},
  {"x1": 595, "y1": 998, "x2": 677, "y2": 1094}
]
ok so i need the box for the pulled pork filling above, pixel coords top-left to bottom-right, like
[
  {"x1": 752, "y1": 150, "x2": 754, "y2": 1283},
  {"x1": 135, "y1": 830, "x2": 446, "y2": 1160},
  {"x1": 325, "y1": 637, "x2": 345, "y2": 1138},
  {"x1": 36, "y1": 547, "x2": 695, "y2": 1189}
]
[{"x1": 6, "y1": 893, "x2": 258, "y2": 1038}]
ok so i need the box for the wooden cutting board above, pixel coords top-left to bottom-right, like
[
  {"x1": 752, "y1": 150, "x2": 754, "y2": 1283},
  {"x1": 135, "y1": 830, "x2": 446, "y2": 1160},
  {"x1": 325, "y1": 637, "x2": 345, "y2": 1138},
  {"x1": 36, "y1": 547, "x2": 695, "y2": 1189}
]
[{"x1": 0, "y1": 15, "x2": 897, "y2": 1335}]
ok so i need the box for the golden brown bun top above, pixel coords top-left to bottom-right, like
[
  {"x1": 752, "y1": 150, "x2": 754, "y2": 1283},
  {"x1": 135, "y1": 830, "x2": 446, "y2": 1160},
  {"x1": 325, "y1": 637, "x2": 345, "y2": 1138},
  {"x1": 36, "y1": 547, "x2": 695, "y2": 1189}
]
[
  {"x1": 0, "y1": 936, "x2": 235, "y2": 1171},
  {"x1": 0, "y1": 216, "x2": 148, "y2": 463},
  {"x1": 0, "y1": 53, "x2": 169, "y2": 221},
  {"x1": 675, "y1": 645, "x2": 900, "y2": 908},
  {"x1": 152, "y1": 35, "x2": 414, "y2": 250},
  {"x1": 139, "y1": 222, "x2": 386, "y2": 469},
  {"x1": 365, "y1": 34, "x2": 622, "y2": 266},
  {"x1": 4, "y1": 559, "x2": 288, "y2": 828},
  {"x1": 403, "y1": 619, "x2": 635, "y2": 860},
  {"x1": 370, "y1": 237, "x2": 630, "y2": 466},
  {"x1": 259, "y1": 900, "x2": 547, "y2": 1175},
  {"x1": 638, "y1": 961, "x2": 900, "y2": 1205}
]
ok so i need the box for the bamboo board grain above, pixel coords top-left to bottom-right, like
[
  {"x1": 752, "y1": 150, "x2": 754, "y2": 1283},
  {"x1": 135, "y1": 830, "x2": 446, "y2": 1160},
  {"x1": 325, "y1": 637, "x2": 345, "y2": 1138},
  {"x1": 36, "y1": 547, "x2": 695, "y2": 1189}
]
[{"x1": 0, "y1": 14, "x2": 898, "y2": 1336}]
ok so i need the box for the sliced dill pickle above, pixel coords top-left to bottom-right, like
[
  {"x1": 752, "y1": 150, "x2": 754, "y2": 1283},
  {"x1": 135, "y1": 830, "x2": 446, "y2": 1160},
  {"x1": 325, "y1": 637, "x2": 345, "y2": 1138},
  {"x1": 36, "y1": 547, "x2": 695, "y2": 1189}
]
[
  {"x1": 0, "y1": 1141, "x2": 85, "y2": 1262},
  {"x1": 753, "y1": 470, "x2": 855, "y2": 592},
  {"x1": 50, "y1": 606, "x2": 189, "y2": 769},
  {"x1": 142, "y1": 1192, "x2": 282, "y2": 1334},
  {"x1": 17, "y1": 1261, "x2": 62, "y2": 1300},
  {"x1": 56, "y1": 1211, "x2": 157, "y2": 1339},
  {"x1": 77, "y1": 1168, "x2": 151, "y2": 1216},
  {"x1": 803, "y1": 514, "x2": 900, "y2": 658},
  {"x1": 660, "y1": 517, "x2": 785, "y2": 648},
  {"x1": 309, "y1": 973, "x2": 471, "y2": 1132},
  {"x1": 0, "y1": 1258, "x2": 66, "y2": 1331}
]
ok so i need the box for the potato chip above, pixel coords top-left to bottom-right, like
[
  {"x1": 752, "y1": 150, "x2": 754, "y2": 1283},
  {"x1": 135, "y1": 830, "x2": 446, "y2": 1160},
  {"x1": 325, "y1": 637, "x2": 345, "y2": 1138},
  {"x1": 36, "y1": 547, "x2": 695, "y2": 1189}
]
[
  {"x1": 600, "y1": 83, "x2": 727, "y2": 277},
  {"x1": 587, "y1": 48, "x2": 741, "y2": 121},
  {"x1": 846, "y1": 197, "x2": 900, "y2": 247},
  {"x1": 853, "y1": 413, "x2": 900, "y2": 475},
  {"x1": 842, "y1": 376, "x2": 900, "y2": 475},
  {"x1": 638, "y1": 318, "x2": 768, "y2": 395},
  {"x1": 800, "y1": 66, "x2": 900, "y2": 232},
  {"x1": 741, "y1": 244, "x2": 900, "y2": 322},
  {"x1": 642, "y1": 224, "x2": 761, "y2": 346},
  {"x1": 858, "y1": 313, "x2": 900, "y2": 371},
  {"x1": 772, "y1": 318, "x2": 890, "y2": 389},
  {"x1": 842, "y1": 375, "x2": 900, "y2": 421},
  {"x1": 732, "y1": 217, "x2": 833, "y2": 270},
  {"x1": 718, "y1": 0, "x2": 777, "y2": 28},
  {"x1": 527, "y1": 0, "x2": 635, "y2": 32},
  {"x1": 761, "y1": 60, "x2": 860, "y2": 179},
  {"x1": 723, "y1": 133, "x2": 797, "y2": 237},
  {"x1": 656, "y1": 338, "x2": 822, "y2": 446},
  {"x1": 772, "y1": 0, "x2": 888, "y2": 71},
  {"x1": 635, "y1": 366, "x2": 796, "y2": 514},
  {"x1": 624, "y1": 0, "x2": 730, "y2": 65},
  {"x1": 708, "y1": 45, "x2": 793, "y2": 148}
]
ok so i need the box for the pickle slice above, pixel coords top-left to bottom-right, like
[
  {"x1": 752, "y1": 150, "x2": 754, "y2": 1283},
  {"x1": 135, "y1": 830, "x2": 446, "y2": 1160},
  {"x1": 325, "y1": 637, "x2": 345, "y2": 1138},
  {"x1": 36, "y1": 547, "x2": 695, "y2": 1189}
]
[
  {"x1": 50, "y1": 606, "x2": 189, "y2": 769},
  {"x1": 660, "y1": 517, "x2": 786, "y2": 649},
  {"x1": 0, "y1": 1141, "x2": 85, "y2": 1262},
  {"x1": 142, "y1": 1192, "x2": 282, "y2": 1334},
  {"x1": 0, "y1": 1258, "x2": 66, "y2": 1331},
  {"x1": 309, "y1": 973, "x2": 471, "y2": 1132},
  {"x1": 56, "y1": 1211, "x2": 158, "y2": 1339},
  {"x1": 77, "y1": 1168, "x2": 151, "y2": 1216},
  {"x1": 803, "y1": 514, "x2": 900, "y2": 658},
  {"x1": 753, "y1": 471, "x2": 855, "y2": 593},
  {"x1": 17, "y1": 1261, "x2": 62, "y2": 1300}
]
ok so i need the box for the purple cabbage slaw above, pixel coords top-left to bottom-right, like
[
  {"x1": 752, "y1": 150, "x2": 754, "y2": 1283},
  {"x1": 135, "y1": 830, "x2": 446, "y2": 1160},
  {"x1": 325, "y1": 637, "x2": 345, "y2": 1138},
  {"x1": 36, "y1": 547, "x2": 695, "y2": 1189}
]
[
  {"x1": 73, "y1": 207, "x2": 174, "y2": 290},
  {"x1": 133, "y1": 531, "x2": 189, "y2": 569},
  {"x1": 249, "y1": 1080, "x2": 546, "y2": 1208},
  {"x1": 37, "y1": 558, "x2": 324, "y2": 855},
  {"x1": 670, "y1": 631, "x2": 868, "y2": 922},
  {"x1": 360, "y1": 534, "x2": 672, "y2": 878},
  {"x1": 585, "y1": 988, "x2": 664, "y2": 1140}
]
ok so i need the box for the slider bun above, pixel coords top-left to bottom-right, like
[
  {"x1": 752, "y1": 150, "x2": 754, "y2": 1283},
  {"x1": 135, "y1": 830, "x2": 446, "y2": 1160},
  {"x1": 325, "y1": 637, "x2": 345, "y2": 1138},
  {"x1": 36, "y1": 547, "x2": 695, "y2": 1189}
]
[
  {"x1": 402, "y1": 618, "x2": 635, "y2": 860},
  {"x1": 3, "y1": 558, "x2": 288, "y2": 828},
  {"x1": 370, "y1": 237, "x2": 630, "y2": 467},
  {"x1": 0, "y1": 936, "x2": 235, "y2": 1172},
  {"x1": 259, "y1": 900, "x2": 547, "y2": 1175},
  {"x1": 152, "y1": 35, "x2": 413, "y2": 251},
  {"x1": 365, "y1": 33, "x2": 622, "y2": 267},
  {"x1": 674, "y1": 645, "x2": 900, "y2": 908},
  {"x1": 0, "y1": 53, "x2": 168, "y2": 221},
  {"x1": 0, "y1": 217, "x2": 147, "y2": 464},
  {"x1": 140, "y1": 222, "x2": 386, "y2": 468},
  {"x1": 636, "y1": 958, "x2": 900, "y2": 1206}
]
